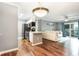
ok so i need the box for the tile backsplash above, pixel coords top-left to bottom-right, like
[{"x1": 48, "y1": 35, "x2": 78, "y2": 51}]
[{"x1": 37, "y1": 20, "x2": 58, "y2": 31}]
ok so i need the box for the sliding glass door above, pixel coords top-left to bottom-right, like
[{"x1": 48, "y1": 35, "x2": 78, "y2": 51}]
[{"x1": 64, "y1": 22, "x2": 78, "y2": 38}]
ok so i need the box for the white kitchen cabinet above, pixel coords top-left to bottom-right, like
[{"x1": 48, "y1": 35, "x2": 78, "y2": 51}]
[{"x1": 42, "y1": 31, "x2": 58, "y2": 41}]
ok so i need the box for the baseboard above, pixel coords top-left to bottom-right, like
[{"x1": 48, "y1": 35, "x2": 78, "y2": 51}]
[
  {"x1": 32, "y1": 42, "x2": 43, "y2": 46},
  {"x1": 0, "y1": 48, "x2": 18, "y2": 55},
  {"x1": 43, "y1": 38, "x2": 58, "y2": 42}
]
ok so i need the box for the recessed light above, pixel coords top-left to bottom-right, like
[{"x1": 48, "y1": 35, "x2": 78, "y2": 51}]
[{"x1": 64, "y1": 19, "x2": 68, "y2": 21}]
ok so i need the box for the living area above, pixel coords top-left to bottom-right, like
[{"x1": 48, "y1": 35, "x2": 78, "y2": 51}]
[{"x1": 0, "y1": 2, "x2": 79, "y2": 56}]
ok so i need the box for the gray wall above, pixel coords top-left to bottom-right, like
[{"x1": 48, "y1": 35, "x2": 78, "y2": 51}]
[
  {"x1": 55, "y1": 22, "x2": 63, "y2": 31},
  {"x1": 0, "y1": 3, "x2": 18, "y2": 51},
  {"x1": 37, "y1": 20, "x2": 58, "y2": 31}
]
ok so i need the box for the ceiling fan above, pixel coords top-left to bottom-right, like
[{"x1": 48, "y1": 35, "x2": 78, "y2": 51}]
[{"x1": 62, "y1": 15, "x2": 79, "y2": 21}]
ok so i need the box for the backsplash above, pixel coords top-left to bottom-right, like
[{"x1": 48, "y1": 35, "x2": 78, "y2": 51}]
[{"x1": 36, "y1": 20, "x2": 58, "y2": 31}]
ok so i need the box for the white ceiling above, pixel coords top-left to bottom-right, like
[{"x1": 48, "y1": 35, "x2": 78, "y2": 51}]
[{"x1": 6, "y1": 2, "x2": 79, "y2": 22}]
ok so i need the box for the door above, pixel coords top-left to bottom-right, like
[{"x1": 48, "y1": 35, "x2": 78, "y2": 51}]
[
  {"x1": 64, "y1": 22, "x2": 78, "y2": 38},
  {"x1": 0, "y1": 3, "x2": 18, "y2": 51}
]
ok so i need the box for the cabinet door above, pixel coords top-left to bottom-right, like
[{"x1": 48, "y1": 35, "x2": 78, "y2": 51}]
[{"x1": 33, "y1": 34, "x2": 42, "y2": 44}]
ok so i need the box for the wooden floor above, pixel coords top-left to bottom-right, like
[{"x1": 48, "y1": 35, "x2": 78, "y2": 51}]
[
  {"x1": 1, "y1": 50, "x2": 18, "y2": 56},
  {"x1": 16, "y1": 39, "x2": 65, "y2": 56}
]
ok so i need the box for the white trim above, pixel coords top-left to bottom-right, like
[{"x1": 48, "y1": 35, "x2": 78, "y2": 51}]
[
  {"x1": 18, "y1": 36, "x2": 22, "y2": 40},
  {"x1": 0, "y1": 48, "x2": 18, "y2": 55},
  {"x1": 32, "y1": 42, "x2": 42, "y2": 46}
]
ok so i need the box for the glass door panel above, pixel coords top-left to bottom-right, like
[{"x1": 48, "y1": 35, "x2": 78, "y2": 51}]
[{"x1": 64, "y1": 22, "x2": 78, "y2": 37}]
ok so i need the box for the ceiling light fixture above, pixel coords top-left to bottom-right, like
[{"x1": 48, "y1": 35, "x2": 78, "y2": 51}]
[{"x1": 32, "y1": 2, "x2": 49, "y2": 17}]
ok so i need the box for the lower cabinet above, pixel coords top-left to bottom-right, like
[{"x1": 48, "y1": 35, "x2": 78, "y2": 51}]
[{"x1": 29, "y1": 32, "x2": 42, "y2": 46}]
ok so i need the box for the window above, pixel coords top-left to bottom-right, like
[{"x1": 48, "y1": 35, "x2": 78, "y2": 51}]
[{"x1": 64, "y1": 22, "x2": 78, "y2": 37}]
